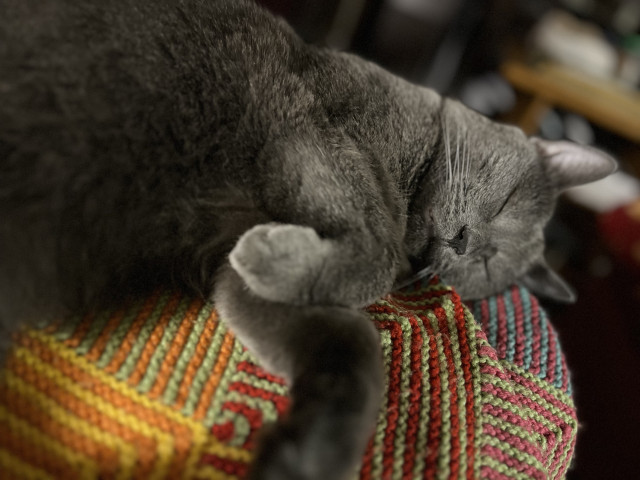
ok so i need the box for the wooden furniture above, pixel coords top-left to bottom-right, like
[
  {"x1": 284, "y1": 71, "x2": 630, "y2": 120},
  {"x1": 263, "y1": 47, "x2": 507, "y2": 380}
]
[{"x1": 500, "y1": 60, "x2": 640, "y2": 144}]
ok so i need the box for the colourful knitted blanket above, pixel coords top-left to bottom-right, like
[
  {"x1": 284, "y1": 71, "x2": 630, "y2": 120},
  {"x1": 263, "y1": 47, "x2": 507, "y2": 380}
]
[{"x1": 0, "y1": 280, "x2": 577, "y2": 479}]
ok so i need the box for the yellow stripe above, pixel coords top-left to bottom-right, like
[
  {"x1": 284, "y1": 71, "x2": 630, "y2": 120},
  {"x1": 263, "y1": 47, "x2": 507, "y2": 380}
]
[
  {"x1": 25, "y1": 329, "x2": 211, "y2": 478},
  {"x1": 0, "y1": 447, "x2": 55, "y2": 480},
  {"x1": 192, "y1": 463, "x2": 241, "y2": 480},
  {"x1": 2, "y1": 374, "x2": 134, "y2": 480},
  {"x1": 11, "y1": 346, "x2": 177, "y2": 479},
  {"x1": 200, "y1": 438, "x2": 253, "y2": 464},
  {"x1": 30, "y1": 329, "x2": 208, "y2": 432}
]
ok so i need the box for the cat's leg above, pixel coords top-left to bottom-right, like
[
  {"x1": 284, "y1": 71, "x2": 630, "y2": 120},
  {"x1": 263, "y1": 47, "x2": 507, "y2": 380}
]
[
  {"x1": 229, "y1": 222, "x2": 404, "y2": 308},
  {"x1": 214, "y1": 265, "x2": 383, "y2": 480}
]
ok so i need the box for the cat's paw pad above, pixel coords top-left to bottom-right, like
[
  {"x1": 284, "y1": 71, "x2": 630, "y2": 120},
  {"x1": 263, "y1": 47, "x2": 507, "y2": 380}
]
[{"x1": 229, "y1": 224, "x2": 331, "y2": 304}]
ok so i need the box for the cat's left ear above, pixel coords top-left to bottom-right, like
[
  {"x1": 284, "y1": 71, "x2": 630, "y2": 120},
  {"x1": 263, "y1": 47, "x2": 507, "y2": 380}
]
[
  {"x1": 532, "y1": 138, "x2": 617, "y2": 191},
  {"x1": 519, "y1": 260, "x2": 576, "y2": 303}
]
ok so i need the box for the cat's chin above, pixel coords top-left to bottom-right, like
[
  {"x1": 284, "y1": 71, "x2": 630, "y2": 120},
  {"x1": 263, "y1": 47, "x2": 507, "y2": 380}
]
[{"x1": 439, "y1": 269, "x2": 513, "y2": 301}]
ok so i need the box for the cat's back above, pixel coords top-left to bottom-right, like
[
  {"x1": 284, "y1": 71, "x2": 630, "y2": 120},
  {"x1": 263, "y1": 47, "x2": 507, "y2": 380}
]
[
  {"x1": 0, "y1": 0, "x2": 319, "y2": 316},
  {"x1": 0, "y1": 0, "x2": 299, "y2": 171}
]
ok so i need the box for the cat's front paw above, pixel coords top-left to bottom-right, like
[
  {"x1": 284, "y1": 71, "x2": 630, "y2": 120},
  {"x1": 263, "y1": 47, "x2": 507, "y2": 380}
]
[{"x1": 229, "y1": 224, "x2": 331, "y2": 304}]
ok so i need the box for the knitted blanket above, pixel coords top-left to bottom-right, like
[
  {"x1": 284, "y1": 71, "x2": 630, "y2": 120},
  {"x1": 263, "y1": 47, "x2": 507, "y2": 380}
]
[{"x1": 0, "y1": 280, "x2": 577, "y2": 479}]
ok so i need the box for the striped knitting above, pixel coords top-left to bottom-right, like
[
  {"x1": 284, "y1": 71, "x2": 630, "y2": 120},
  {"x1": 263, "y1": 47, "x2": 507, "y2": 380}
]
[{"x1": 0, "y1": 279, "x2": 577, "y2": 479}]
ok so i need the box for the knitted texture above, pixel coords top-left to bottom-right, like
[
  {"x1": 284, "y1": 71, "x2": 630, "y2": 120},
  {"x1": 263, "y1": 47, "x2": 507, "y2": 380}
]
[{"x1": 0, "y1": 280, "x2": 577, "y2": 479}]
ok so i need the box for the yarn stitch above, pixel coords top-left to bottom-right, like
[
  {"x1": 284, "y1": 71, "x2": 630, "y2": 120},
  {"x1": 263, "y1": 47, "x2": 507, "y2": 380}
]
[{"x1": 0, "y1": 279, "x2": 577, "y2": 479}]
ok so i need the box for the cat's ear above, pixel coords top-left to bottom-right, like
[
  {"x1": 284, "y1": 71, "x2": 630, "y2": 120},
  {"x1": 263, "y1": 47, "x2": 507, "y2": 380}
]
[
  {"x1": 519, "y1": 260, "x2": 576, "y2": 303},
  {"x1": 531, "y1": 138, "x2": 617, "y2": 191}
]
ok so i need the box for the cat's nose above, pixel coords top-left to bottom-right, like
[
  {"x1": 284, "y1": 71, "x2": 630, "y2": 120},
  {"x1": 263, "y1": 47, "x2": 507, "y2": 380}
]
[{"x1": 447, "y1": 225, "x2": 469, "y2": 255}]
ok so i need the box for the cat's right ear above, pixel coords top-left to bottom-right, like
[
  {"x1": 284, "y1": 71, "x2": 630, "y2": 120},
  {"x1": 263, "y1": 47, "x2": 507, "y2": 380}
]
[
  {"x1": 519, "y1": 260, "x2": 576, "y2": 303},
  {"x1": 531, "y1": 138, "x2": 617, "y2": 191}
]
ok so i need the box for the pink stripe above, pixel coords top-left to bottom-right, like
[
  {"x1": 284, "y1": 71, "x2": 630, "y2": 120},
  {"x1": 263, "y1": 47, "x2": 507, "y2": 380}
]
[
  {"x1": 480, "y1": 465, "x2": 514, "y2": 480},
  {"x1": 481, "y1": 445, "x2": 546, "y2": 478},
  {"x1": 482, "y1": 365, "x2": 576, "y2": 417},
  {"x1": 482, "y1": 423, "x2": 543, "y2": 461},
  {"x1": 480, "y1": 464, "x2": 545, "y2": 480},
  {"x1": 481, "y1": 382, "x2": 568, "y2": 427},
  {"x1": 479, "y1": 363, "x2": 511, "y2": 383},
  {"x1": 496, "y1": 295, "x2": 508, "y2": 359},
  {"x1": 482, "y1": 403, "x2": 535, "y2": 432},
  {"x1": 552, "y1": 434, "x2": 577, "y2": 480},
  {"x1": 529, "y1": 295, "x2": 542, "y2": 376},
  {"x1": 511, "y1": 286, "x2": 526, "y2": 368},
  {"x1": 545, "y1": 322, "x2": 558, "y2": 385},
  {"x1": 477, "y1": 344, "x2": 498, "y2": 361},
  {"x1": 560, "y1": 353, "x2": 570, "y2": 393}
]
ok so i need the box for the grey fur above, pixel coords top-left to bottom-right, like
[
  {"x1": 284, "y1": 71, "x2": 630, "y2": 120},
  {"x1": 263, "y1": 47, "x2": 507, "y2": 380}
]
[{"x1": 0, "y1": 0, "x2": 616, "y2": 478}]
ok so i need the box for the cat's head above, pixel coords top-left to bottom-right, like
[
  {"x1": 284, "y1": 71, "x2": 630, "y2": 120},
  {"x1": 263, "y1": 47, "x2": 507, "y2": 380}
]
[{"x1": 406, "y1": 99, "x2": 616, "y2": 302}]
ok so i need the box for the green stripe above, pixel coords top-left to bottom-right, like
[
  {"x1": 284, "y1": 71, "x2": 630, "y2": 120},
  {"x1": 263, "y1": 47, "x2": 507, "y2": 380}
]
[
  {"x1": 53, "y1": 314, "x2": 84, "y2": 341},
  {"x1": 202, "y1": 341, "x2": 246, "y2": 427},
  {"x1": 370, "y1": 328, "x2": 392, "y2": 479},
  {"x1": 96, "y1": 298, "x2": 146, "y2": 369},
  {"x1": 113, "y1": 293, "x2": 173, "y2": 382},
  {"x1": 442, "y1": 298, "x2": 471, "y2": 477},
  {"x1": 411, "y1": 310, "x2": 434, "y2": 479},
  {"x1": 391, "y1": 314, "x2": 414, "y2": 480},
  {"x1": 75, "y1": 309, "x2": 113, "y2": 355},
  {"x1": 427, "y1": 309, "x2": 452, "y2": 478},
  {"x1": 180, "y1": 321, "x2": 229, "y2": 418},
  {"x1": 161, "y1": 301, "x2": 214, "y2": 405},
  {"x1": 229, "y1": 371, "x2": 288, "y2": 396},
  {"x1": 136, "y1": 296, "x2": 192, "y2": 393}
]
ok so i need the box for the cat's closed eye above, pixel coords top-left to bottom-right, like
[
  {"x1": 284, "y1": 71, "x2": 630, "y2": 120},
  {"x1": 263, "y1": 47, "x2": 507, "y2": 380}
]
[{"x1": 492, "y1": 186, "x2": 517, "y2": 218}]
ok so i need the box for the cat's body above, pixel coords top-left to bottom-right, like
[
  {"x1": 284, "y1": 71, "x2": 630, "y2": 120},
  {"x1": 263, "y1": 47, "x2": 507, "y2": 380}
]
[{"x1": 0, "y1": 1, "x2": 615, "y2": 478}]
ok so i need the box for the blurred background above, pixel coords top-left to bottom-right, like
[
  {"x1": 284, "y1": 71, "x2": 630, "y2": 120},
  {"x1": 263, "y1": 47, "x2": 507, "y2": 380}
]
[{"x1": 256, "y1": 0, "x2": 640, "y2": 477}]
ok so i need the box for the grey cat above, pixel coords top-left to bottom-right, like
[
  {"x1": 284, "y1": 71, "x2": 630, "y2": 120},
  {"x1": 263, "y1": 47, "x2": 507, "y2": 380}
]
[{"x1": 0, "y1": 0, "x2": 615, "y2": 478}]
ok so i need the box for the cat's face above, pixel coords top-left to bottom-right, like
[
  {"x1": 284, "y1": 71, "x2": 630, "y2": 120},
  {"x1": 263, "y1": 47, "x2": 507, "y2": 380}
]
[{"x1": 404, "y1": 99, "x2": 615, "y2": 301}]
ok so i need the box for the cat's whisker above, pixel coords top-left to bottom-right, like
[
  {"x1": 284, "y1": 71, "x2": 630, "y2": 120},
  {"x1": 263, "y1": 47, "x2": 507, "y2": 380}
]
[
  {"x1": 455, "y1": 129, "x2": 461, "y2": 206},
  {"x1": 443, "y1": 119, "x2": 452, "y2": 188}
]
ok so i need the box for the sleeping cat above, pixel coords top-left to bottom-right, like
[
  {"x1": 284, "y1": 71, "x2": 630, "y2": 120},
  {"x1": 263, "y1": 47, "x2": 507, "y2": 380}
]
[{"x1": 0, "y1": 0, "x2": 615, "y2": 478}]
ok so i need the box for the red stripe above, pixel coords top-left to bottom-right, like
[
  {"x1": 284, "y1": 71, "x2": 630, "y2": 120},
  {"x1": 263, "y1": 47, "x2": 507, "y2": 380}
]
[
  {"x1": 389, "y1": 287, "x2": 453, "y2": 306},
  {"x1": 452, "y1": 292, "x2": 477, "y2": 479},
  {"x1": 227, "y1": 383, "x2": 289, "y2": 414},
  {"x1": 218, "y1": 402, "x2": 266, "y2": 449},
  {"x1": 401, "y1": 314, "x2": 425, "y2": 478},
  {"x1": 235, "y1": 361, "x2": 287, "y2": 385},
  {"x1": 198, "y1": 453, "x2": 248, "y2": 477},
  {"x1": 375, "y1": 320, "x2": 405, "y2": 479},
  {"x1": 359, "y1": 436, "x2": 375, "y2": 480},
  {"x1": 422, "y1": 320, "x2": 443, "y2": 479},
  {"x1": 434, "y1": 303, "x2": 461, "y2": 478}
]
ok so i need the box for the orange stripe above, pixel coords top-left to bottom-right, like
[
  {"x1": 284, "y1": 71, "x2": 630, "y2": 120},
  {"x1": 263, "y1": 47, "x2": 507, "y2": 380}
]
[
  {"x1": 104, "y1": 292, "x2": 165, "y2": 374},
  {"x1": 8, "y1": 348, "x2": 158, "y2": 478},
  {"x1": 173, "y1": 310, "x2": 220, "y2": 409},
  {"x1": 0, "y1": 418, "x2": 80, "y2": 479},
  {"x1": 1, "y1": 379, "x2": 120, "y2": 478},
  {"x1": 14, "y1": 332, "x2": 198, "y2": 475},
  {"x1": 64, "y1": 312, "x2": 95, "y2": 349},
  {"x1": 85, "y1": 310, "x2": 126, "y2": 362},
  {"x1": 193, "y1": 331, "x2": 236, "y2": 421},
  {"x1": 147, "y1": 299, "x2": 202, "y2": 399},
  {"x1": 126, "y1": 295, "x2": 183, "y2": 386}
]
